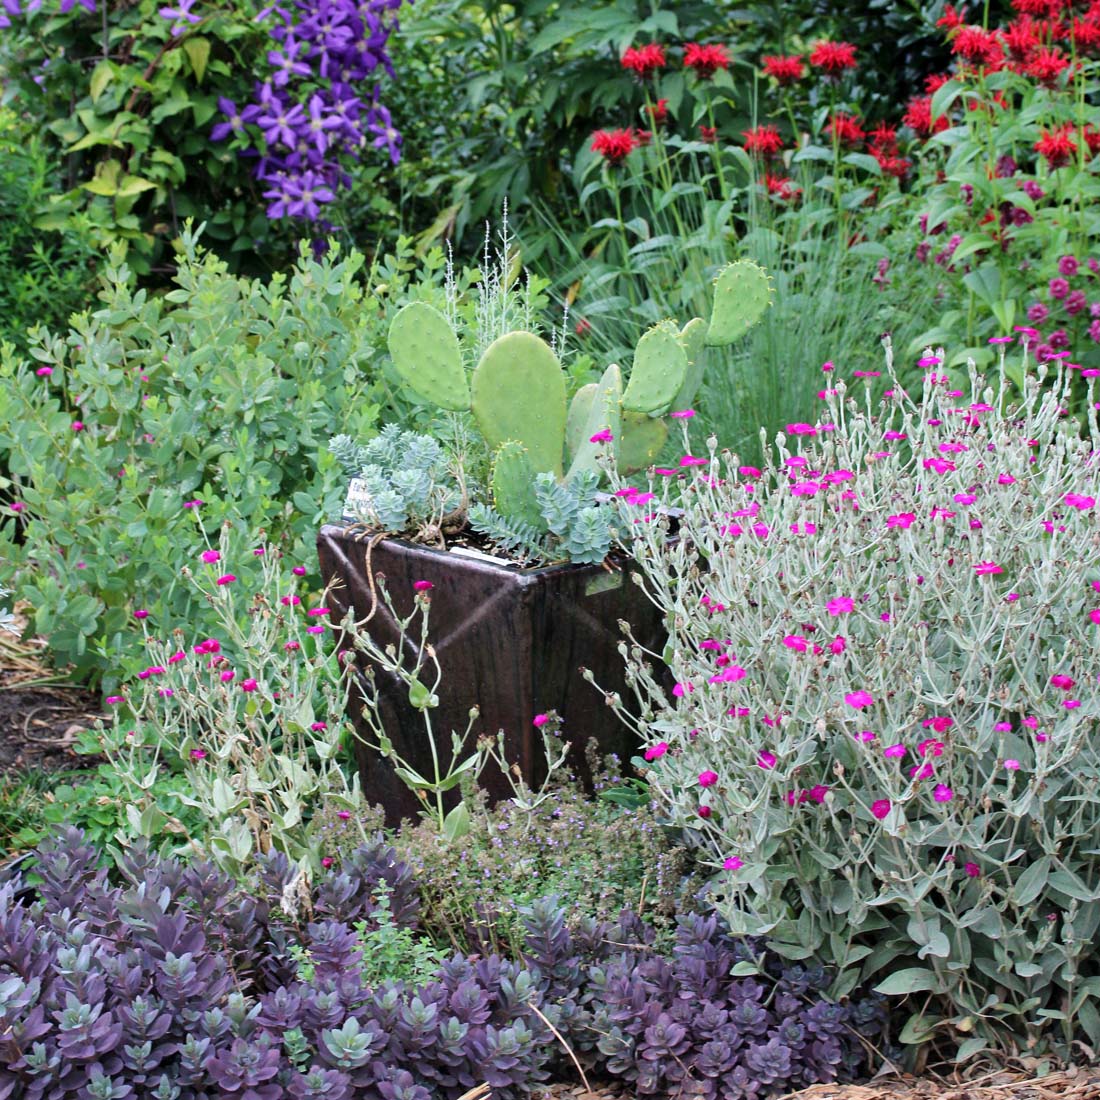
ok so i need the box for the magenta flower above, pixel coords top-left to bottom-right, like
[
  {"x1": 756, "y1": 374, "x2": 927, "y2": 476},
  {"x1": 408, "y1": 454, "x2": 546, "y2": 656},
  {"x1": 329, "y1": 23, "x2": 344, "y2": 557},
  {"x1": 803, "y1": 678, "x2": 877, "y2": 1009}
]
[
  {"x1": 994, "y1": 721, "x2": 1012, "y2": 731},
  {"x1": 644, "y1": 741, "x2": 669, "y2": 761},
  {"x1": 201, "y1": 550, "x2": 221, "y2": 564},
  {"x1": 35, "y1": 367, "x2": 52, "y2": 377},
  {"x1": 670, "y1": 409, "x2": 696, "y2": 419},
  {"x1": 756, "y1": 752, "x2": 777, "y2": 770},
  {"x1": 106, "y1": 695, "x2": 125, "y2": 705},
  {"x1": 292, "y1": 565, "x2": 307, "y2": 576},
  {"x1": 241, "y1": 678, "x2": 258, "y2": 692},
  {"x1": 190, "y1": 749, "x2": 207, "y2": 760},
  {"x1": 964, "y1": 861, "x2": 981, "y2": 877},
  {"x1": 133, "y1": 609, "x2": 149, "y2": 620},
  {"x1": 699, "y1": 770, "x2": 719, "y2": 786},
  {"x1": 871, "y1": 799, "x2": 891, "y2": 820},
  {"x1": 10, "y1": 502, "x2": 25, "y2": 513},
  {"x1": 845, "y1": 689, "x2": 874, "y2": 709},
  {"x1": 307, "y1": 607, "x2": 330, "y2": 617},
  {"x1": 1004, "y1": 759, "x2": 1021, "y2": 770},
  {"x1": 1050, "y1": 673, "x2": 1075, "y2": 690},
  {"x1": 933, "y1": 783, "x2": 954, "y2": 802},
  {"x1": 220, "y1": 670, "x2": 235, "y2": 683},
  {"x1": 1065, "y1": 492, "x2": 1095, "y2": 510},
  {"x1": 413, "y1": 580, "x2": 434, "y2": 591},
  {"x1": 310, "y1": 721, "x2": 327, "y2": 731},
  {"x1": 723, "y1": 855, "x2": 744, "y2": 870},
  {"x1": 337, "y1": 810, "x2": 352, "y2": 820},
  {"x1": 886, "y1": 512, "x2": 916, "y2": 529},
  {"x1": 216, "y1": 574, "x2": 237, "y2": 585},
  {"x1": 973, "y1": 561, "x2": 1002, "y2": 576},
  {"x1": 71, "y1": 421, "x2": 85, "y2": 432},
  {"x1": 829, "y1": 635, "x2": 847, "y2": 655},
  {"x1": 884, "y1": 743, "x2": 906, "y2": 759},
  {"x1": 533, "y1": 714, "x2": 549, "y2": 727},
  {"x1": 922, "y1": 715, "x2": 953, "y2": 733},
  {"x1": 321, "y1": 857, "x2": 334, "y2": 869},
  {"x1": 183, "y1": 499, "x2": 203, "y2": 509},
  {"x1": 1090, "y1": 609, "x2": 1100, "y2": 625},
  {"x1": 783, "y1": 634, "x2": 809, "y2": 652},
  {"x1": 680, "y1": 455, "x2": 708, "y2": 467},
  {"x1": 589, "y1": 429, "x2": 614, "y2": 443},
  {"x1": 826, "y1": 596, "x2": 854, "y2": 616},
  {"x1": 168, "y1": 651, "x2": 186, "y2": 664},
  {"x1": 697, "y1": 805, "x2": 712, "y2": 819}
]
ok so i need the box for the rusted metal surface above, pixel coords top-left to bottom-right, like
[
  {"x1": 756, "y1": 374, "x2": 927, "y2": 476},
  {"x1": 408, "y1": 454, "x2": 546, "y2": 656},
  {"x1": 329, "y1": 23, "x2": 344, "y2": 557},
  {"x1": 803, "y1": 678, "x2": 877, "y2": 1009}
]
[{"x1": 317, "y1": 525, "x2": 665, "y2": 824}]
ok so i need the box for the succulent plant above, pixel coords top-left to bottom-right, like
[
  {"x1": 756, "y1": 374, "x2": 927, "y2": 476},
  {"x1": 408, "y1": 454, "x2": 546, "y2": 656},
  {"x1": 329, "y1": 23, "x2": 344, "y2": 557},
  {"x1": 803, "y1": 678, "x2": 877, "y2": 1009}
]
[
  {"x1": 0, "y1": 829, "x2": 885, "y2": 1100},
  {"x1": 382, "y1": 259, "x2": 772, "y2": 563}
]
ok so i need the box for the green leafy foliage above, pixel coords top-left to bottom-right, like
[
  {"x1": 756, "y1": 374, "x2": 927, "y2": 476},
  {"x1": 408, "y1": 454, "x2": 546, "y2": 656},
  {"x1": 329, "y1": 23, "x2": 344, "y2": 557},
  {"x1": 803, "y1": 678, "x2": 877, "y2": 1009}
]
[
  {"x1": 0, "y1": 0, "x2": 284, "y2": 275},
  {"x1": 0, "y1": 109, "x2": 100, "y2": 353},
  {"x1": 0, "y1": 226, "x2": 435, "y2": 688}
]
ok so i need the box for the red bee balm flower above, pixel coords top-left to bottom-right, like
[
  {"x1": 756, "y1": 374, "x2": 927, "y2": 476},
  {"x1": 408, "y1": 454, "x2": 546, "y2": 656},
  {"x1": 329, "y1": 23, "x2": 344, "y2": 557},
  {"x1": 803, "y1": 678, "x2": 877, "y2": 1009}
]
[
  {"x1": 762, "y1": 54, "x2": 804, "y2": 84},
  {"x1": 826, "y1": 112, "x2": 865, "y2": 146},
  {"x1": 621, "y1": 43, "x2": 665, "y2": 78},
  {"x1": 1035, "y1": 123, "x2": 1077, "y2": 167},
  {"x1": 951, "y1": 26, "x2": 1003, "y2": 67},
  {"x1": 809, "y1": 40, "x2": 857, "y2": 74},
  {"x1": 698, "y1": 125, "x2": 717, "y2": 143},
  {"x1": 591, "y1": 128, "x2": 638, "y2": 164},
  {"x1": 742, "y1": 124, "x2": 783, "y2": 158},
  {"x1": 684, "y1": 42, "x2": 730, "y2": 79},
  {"x1": 647, "y1": 98, "x2": 669, "y2": 126},
  {"x1": 764, "y1": 175, "x2": 801, "y2": 201},
  {"x1": 903, "y1": 95, "x2": 950, "y2": 138}
]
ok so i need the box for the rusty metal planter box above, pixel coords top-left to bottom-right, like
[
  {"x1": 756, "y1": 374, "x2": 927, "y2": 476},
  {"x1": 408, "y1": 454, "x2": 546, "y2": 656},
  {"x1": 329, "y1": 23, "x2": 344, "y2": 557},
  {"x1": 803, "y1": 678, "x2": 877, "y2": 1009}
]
[{"x1": 317, "y1": 524, "x2": 665, "y2": 824}]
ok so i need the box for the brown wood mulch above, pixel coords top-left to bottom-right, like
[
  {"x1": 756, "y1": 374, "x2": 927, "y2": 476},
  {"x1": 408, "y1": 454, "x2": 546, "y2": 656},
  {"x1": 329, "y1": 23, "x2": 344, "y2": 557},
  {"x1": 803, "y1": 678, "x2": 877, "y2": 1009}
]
[{"x1": 536, "y1": 1066, "x2": 1100, "y2": 1100}]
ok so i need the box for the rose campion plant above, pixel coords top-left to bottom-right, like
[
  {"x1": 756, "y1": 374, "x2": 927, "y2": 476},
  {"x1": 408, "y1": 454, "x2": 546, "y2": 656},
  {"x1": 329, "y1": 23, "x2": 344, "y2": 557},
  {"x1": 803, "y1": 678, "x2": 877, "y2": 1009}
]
[{"x1": 604, "y1": 338, "x2": 1100, "y2": 1055}]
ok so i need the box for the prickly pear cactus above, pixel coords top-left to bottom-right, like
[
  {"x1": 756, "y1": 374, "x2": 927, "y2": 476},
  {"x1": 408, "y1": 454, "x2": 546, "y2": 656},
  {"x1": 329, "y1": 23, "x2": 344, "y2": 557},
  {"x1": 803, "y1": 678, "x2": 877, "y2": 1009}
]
[
  {"x1": 618, "y1": 411, "x2": 669, "y2": 474},
  {"x1": 705, "y1": 259, "x2": 772, "y2": 347},
  {"x1": 565, "y1": 383, "x2": 597, "y2": 463},
  {"x1": 471, "y1": 331, "x2": 567, "y2": 476},
  {"x1": 567, "y1": 364, "x2": 622, "y2": 482},
  {"x1": 671, "y1": 317, "x2": 708, "y2": 411},
  {"x1": 387, "y1": 302, "x2": 471, "y2": 411},
  {"x1": 622, "y1": 321, "x2": 688, "y2": 415},
  {"x1": 491, "y1": 441, "x2": 548, "y2": 531}
]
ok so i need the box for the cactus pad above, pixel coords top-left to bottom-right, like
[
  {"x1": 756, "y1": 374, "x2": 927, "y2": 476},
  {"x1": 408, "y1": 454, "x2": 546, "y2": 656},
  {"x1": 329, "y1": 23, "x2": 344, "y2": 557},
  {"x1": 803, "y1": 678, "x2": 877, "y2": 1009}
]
[
  {"x1": 566, "y1": 383, "x2": 597, "y2": 462},
  {"x1": 705, "y1": 260, "x2": 772, "y2": 347},
  {"x1": 618, "y1": 411, "x2": 669, "y2": 474},
  {"x1": 623, "y1": 322, "x2": 689, "y2": 415},
  {"x1": 471, "y1": 331, "x2": 567, "y2": 476},
  {"x1": 567, "y1": 364, "x2": 622, "y2": 481},
  {"x1": 491, "y1": 441, "x2": 548, "y2": 531},
  {"x1": 387, "y1": 302, "x2": 470, "y2": 411},
  {"x1": 670, "y1": 317, "x2": 708, "y2": 411}
]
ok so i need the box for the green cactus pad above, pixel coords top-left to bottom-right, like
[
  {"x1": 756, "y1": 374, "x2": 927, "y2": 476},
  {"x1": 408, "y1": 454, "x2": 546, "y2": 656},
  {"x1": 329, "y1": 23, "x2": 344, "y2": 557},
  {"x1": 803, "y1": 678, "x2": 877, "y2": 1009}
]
[
  {"x1": 623, "y1": 322, "x2": 688, "y2": 415},
  {"x1": 471, "y1": 332, "x2": 567, "y2": 476},
  {"x1": 491, "y1": 441, "x2": 548, "y2": 531},
  {"x1": 566, "y1": 384, "x2": 597, "y2": 462},
  {"x1": 566, "y1": 364, "x2": 622, "y2": 482},
  {"x1": 618, "y1": 411, "x2": 669, "y2": 474},
  {"x1": 671, "y1": 317, "x2": 708, "y2": 411},
  {"x1": 705, "y1": 260, "x2": 772, "y2": 347},
  {"x1": 387, "y1": 302, "x2": 470, "y2": 411}
]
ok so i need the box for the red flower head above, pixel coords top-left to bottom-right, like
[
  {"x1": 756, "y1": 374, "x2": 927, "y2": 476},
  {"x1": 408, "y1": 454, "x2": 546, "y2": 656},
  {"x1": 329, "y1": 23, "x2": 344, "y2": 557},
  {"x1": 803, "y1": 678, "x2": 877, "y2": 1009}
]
[
  {"x1": 826, "y1": 112, "x2": 865, "y2": 147},
  {"x1": 925, "y1": 72, "x2": 952, "y2": 93},
  {"x1": 1084, "y1": 124, "x2": 1100, "y2": 156},
  {"x1": 1025, "y1": 45, "x2": 1071, "y2": 84},
  {"x1": 636, "y1": 129, "x2": 652, "y2": 147},
  {"x1": 590, "y1": 128, "x2": 639, "y2": 165},
  {"x1": 575, "y1": 317, "x2": 592, "y2": 337},
  {"x1": 762, "y1": 54, "x2": 804, "y2": 85},
  {"x1": 903, "y1": 94, "x2": 950, "y2": 138},
  {"x1": 809, "y1": 40, "x2": 857, "y2": 75},
  {"x1": 1003, "y1": 15, "x2": 1041, "y2": 61},
  {"x1": 698, "y1": 125, "x2": 718, "y2": 143},
  {"x1": 868, "y1": 122, "x2": 899, "y2": 154},
  {"x1": 621, "y1": 42, "x2": 665, "y2": 78},
  {"x1": 1070, "y1": 15, "x2": 1100, "y2": 54},
  {"x1": 646, "y1": 97, "x2": 669, "y2": 126},
  {"x1": 937, "y1": 3, "x2": 968, "y2": 29},
  {"x1": 875, "y1": 152, "x2": 912, "y2": 179},
  {"x1": 1011, "y1": 0, "x2": 1066, "y2": 14},
  {"x1": 742, "y1": 124, "x2": 783, "y2": 158},
  {"x1": 951, "y1": 25, "x2": 1004, "y2": 67},
  {"x1": 764, "y1": 174, "x2": 801, "y2": 201},
  {"x1": 1035, "y1": 122, "x2": 1077, "y2": 167},
  {"x1": 684, "y1": 42, "x2": 731, "y2": 79}
]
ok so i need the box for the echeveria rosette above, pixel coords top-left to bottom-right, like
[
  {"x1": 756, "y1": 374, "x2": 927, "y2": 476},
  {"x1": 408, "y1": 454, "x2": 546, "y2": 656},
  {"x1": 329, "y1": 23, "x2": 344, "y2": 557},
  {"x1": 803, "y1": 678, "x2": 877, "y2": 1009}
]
[{"x1": 210, "y1": 0, "x2": 407, "y2": 228}]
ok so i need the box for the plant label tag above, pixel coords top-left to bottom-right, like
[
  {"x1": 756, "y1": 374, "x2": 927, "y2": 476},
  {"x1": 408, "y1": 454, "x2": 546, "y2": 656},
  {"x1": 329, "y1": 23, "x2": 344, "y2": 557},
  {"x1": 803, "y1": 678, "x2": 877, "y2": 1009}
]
[
  {"x1": 585, "y1": 569, "x2": 624, "y2": 596},
  {"x1": 343, "y1": 478, "x2": 374, "y2": 522}
]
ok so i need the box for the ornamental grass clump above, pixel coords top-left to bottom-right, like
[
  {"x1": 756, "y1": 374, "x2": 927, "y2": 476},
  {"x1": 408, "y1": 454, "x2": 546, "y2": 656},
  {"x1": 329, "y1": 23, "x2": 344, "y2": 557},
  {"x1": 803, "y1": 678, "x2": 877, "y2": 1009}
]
[{"x1": 606, "y1": 339, "x2": 1100, "y2": 1056}]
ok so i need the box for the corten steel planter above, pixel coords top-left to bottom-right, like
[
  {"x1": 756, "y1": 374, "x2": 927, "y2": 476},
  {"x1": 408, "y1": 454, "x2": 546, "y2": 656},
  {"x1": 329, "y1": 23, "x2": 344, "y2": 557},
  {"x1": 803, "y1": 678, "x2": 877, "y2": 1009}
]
[{"x1": 317, "y1": 524, "x2": 666, "y2": 824}]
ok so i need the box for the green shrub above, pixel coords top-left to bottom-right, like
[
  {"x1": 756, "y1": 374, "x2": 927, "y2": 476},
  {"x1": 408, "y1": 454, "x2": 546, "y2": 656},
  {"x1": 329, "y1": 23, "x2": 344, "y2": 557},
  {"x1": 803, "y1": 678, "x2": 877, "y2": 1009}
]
[
  {"x1": 0, "y1": 225, "x2": 412, "y2": 688},
  {"x1": 0, "y1": 109, "x2": 99, "y2": 353},
  {"x1": 608, "y1": 342, "x2": 1100, "y2": 1055}
]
